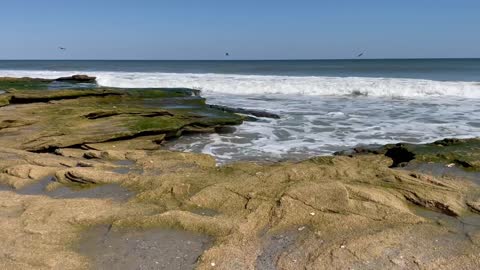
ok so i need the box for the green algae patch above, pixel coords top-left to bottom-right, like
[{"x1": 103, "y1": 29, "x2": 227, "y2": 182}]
[
  {"x1": 0, "y1": 94, "x2": 10, "y2": 107},
  {"x1": 384, "y1": 138, "x2": 480, "y2": 170},
  {"x1": 125, "y1": 88, "x2": 200, "y2": 98},
  {"x1": 338, "y1": 138, "x2": 480, "y2": 171},
  {"x1": 0, "y1": 79, "x2": 243, "y2": 151},
  {"x1": 8, "y1": 88, "x2": 123, "y2": 104},
  {"x1": 0, "y1": 77, "x2": 53, "y2": 91}
]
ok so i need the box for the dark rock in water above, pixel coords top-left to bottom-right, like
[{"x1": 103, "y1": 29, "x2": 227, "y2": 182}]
[
  {"x1": 333, "y1": 149, "x2": 353, "y2": 156},
  {"x1": 384, "y1": 145, "x2": 416, "y2": 168},
  {"x1": 433, "y1": 138, "x2": 463, "y2": 146},
  {"x1": 350, "y1": 90, "x2": 368, "y2": 96},
  {"x1": 353, "y1": 146, "x2": 383, "y2": 155},
  {"x1": 208, "y1": 104, "x2": 280, "y2": 119},
  {"x1": 335, "y1": 138, "x2": 480, "y2": 171},
  {"x1": 453, "y1": 159, "x2": 473, "y2": 168},
  {"x1": 214, "y1": 126, "x2": 237, "y2": 134},
  {"x1": 55, "y1": 75, "x2": 97, "y2": 83},
  {"x1": 333, "y1": 146, "x2": 383, "y2": 156}
]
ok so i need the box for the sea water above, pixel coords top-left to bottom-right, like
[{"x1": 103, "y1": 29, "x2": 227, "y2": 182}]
[{"x1": 0, "y1": 59, "x2": 479, "y2": 162}]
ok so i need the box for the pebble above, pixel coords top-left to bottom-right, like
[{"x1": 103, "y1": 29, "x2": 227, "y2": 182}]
[
  {"x1": 211, "y1": 262, "x2": 216, "y2": 267},
  {"x1": 340, "y1": 245, "x2": 346, "y2": 249},
  {"x1": 310, "y1": 212, "x2": 315, "y2": 216},
  {"x1": 298, "y1": 226, "x2": 305, "y2": 231}
]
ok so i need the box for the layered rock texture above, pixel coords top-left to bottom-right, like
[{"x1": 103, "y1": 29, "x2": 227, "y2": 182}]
[{"x1": 0, "y1": 76, "x2": 479, "y2": 270}]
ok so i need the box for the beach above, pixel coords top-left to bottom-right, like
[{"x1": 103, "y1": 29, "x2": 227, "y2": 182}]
[{"x1": 0, "y1": 61, "x2": 479, "y2": 269}]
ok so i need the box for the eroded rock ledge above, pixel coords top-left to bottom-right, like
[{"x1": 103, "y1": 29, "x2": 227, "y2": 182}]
[{"x1": 0, "y1": 76, "x2": 243, "y2": 151}]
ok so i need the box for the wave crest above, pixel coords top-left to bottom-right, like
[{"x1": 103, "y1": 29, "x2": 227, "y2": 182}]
[
  {"x1": 95, "y1": 73, "x2": 480, "y2": 98},
  {"x1": 0, "y1": 70, "x2": 479, "y2": 98}
]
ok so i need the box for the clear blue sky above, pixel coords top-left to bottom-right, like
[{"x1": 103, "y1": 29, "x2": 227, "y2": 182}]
[{"x1": 1, "y1": 0, "x2": 478, "y2": 60}]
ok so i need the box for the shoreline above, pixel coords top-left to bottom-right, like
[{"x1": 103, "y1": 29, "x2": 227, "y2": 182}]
[{"x1": 0, "y1": 75, "x2": 479, "y2": 269}]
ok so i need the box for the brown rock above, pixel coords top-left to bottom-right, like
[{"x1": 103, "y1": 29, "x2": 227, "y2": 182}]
[{"x1": 55, "y1": 74, "x2": 97, "y2": 83}]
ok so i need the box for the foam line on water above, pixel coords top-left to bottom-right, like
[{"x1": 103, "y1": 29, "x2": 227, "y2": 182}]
[{"x1": 0, "y1": 70, "x2": 479, "y2": 98}]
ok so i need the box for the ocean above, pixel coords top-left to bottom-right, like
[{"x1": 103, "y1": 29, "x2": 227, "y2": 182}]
[{"x1": 0, "y1": 59, "x2": 479, "y2": 162}]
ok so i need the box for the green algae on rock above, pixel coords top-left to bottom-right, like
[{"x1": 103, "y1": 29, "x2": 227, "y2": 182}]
[
  {"x1": 0, "y1": 77, "x2": 54, "y2": 91},
  {"x1": 1, "y1": 146, "x2": 479, "y2": 269},
  {"x1": 0, "y1": 76, "x2": 243, "y2": 151},
  {"x1": 337, "y1": 138, "x2": 480, "y2": 171},
  {"x1": 0, "y1": 94, "x2": 10, "y2": 107}
]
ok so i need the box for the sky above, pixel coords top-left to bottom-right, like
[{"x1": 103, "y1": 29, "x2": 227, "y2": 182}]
[{"x1": 0, "y1": 0, "x2": 479, "y2": 60}]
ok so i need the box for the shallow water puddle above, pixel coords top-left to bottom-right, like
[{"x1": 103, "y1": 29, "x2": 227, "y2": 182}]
[
  {"x1": 256, "y1": 228, "x2": 308, "y2": 270},
  {"x1": 412, "y1": 206, "x2": 480, "y2": 236},
  {"x1": 0, "y1": 184, "x2": 13, "y2": 192},
  {"x1": 8, "y1": 176, "x2": 133, "y2": 201},
  {"x1": 77, "y1": 225, "x2": 213, "y2": 270},
  {"x1": 189, "y1": 207, "x2": 219, "y2": 217},
  {"x1": 404, "y1": 163, "x2": 480, "y2": 185},
  {"x1": 111, "y1": 159, "x2": 143, "y2": 175}
]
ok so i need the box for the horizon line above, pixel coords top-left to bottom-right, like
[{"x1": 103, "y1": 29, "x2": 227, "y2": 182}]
[{"x1": 0, "y1": 57, "x2": 479, "y2": 61}]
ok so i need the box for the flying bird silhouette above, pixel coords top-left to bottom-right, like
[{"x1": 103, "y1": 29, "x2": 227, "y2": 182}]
[
  {"x1": 58, "y1": 47, "x2": 66, "y2": 51},
  {"x1": 225, "y1": 52, "x2": 229, "y2": 56},
  {"x1": 357, "y1": 52, "x2": 364, "y2": 57}
]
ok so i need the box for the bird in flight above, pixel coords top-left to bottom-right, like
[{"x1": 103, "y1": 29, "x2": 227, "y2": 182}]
[
  {"x1": 58, "y1": 47, "x2": 66, "y2": 51},
  {"x1": 225, "y1": 52, "x2": 229, "y2": 56},
  {"x1": 357, "y1": 52, "x2": 364, "y2": 57}
]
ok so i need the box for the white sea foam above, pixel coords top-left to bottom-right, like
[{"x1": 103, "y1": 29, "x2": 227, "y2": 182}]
[
  {"x1": 168, "y1": 94, "x2": 480, "y2": 163},
  {"x1": 0, "y1": 70, "x2": 479, "y2": 98}
]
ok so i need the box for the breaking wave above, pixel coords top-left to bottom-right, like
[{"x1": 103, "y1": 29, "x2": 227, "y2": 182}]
[{"x1": 0, "y1": 70, "x2": 479, "y2": 98}]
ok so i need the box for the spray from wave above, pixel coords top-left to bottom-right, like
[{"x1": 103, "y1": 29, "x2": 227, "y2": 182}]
[{"x1": 0, "y1": 70, "x2": 479, "y2": 98}]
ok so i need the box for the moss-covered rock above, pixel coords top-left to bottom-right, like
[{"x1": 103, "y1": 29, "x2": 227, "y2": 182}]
[
  {"x1": 337, "y1": 138, "x2": 480, "y2": 171},
  {"x1": 0, "y1": 77, "x2": 54, "y2": 91},
  {"x1": 0, "y1": 94, "x2": 10, "y2": 107},
  {"x1": 0, "y1": 76, "x2": 243, "y2": 151},
  {"x1": 1, "y1": 147, "x2": 479, "y2": 269}
]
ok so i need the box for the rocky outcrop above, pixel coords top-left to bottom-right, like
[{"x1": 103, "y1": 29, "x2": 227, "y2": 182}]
[
  {"x1": 0, "y1": 77, "x2": 243, "y2": 151},
  {"x1": 208, "y1": 104, "x2": 280, "y2": 119},
  {"x1": 336, "y1": 138, "x2": 480, "y2": 170},
  {"x1": 55, "y1": 74, "x2": 97, "y2": 83}
]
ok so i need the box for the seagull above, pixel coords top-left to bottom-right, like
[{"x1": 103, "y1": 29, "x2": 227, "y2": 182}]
[
  {"x1": 357, "y1": 52, "x2": 364, "y2": 57},
  {"x1": 58, "y1": 47, "x2": 66, "y2": 51}
]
